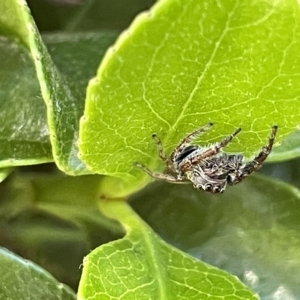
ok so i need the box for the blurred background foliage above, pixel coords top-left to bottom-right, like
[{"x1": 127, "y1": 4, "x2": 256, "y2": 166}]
[{"x1": 1, "y1": 0, "x2": 300, "y2": 297}]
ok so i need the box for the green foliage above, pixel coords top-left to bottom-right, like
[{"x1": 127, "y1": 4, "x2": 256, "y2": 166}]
[
  {"x1": 0, "y1": 248, "x2": 76, "y2": 300},
  {"x1": 131, "y1": 175, "x2": 300, "y2": 299},
  {"x1": 0, "y1": 168, "x2": 13, "y2": 182},
  {"x1": 79, "y1": 200, "x2": 258, "y2": 300},
  {"x1": 1, "y1": 0, "x2": 119, "y2": 173},
  {"x1": 1, "y1": 0, "x2": 300, "y2": 299},
  {"x1": 79, "y1": 0, "x2": 300, "y2": 196}
]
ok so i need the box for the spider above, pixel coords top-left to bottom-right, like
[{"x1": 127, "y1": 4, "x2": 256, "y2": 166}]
[{"x1": 134, "y1": 123, "x2": 278, "y2": 193}]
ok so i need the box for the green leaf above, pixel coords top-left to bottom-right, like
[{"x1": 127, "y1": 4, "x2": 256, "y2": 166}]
[
  {"x1": 0, "y1": 1, "x2": 30, "y2": 45},
  {"x1": 130, "y1": 174, "x2": 300, "y2": 299},
  {"x1": 0, "y1": 172, "x2": 124, "y2": 289},
  {"x1": 269, "y1": 129, "x2": 300, "y2": 162},
  {"x1": 0, "y1": 168, "x2": 13, "y2": 182},
  {"x1": 79, "y1": 0, "x2": 300, "y2": 196},
  {"x1": 261, "y1": 155, "x2": 300, "y2": 188},
  {"x1": 6, "y1": 0, "x2": 88, "y2": 173},
  {"x1": 78, "y1": 200, "x2": 258, "y2": 299},
  {"x1": 0, "y1": 247, "x2": 76, "y2": 300},
  {"x1": 6, "y1": 0, "x2": 87, "y2": 173},
  {"x1": 0, "y1": 36, "x2": 52, "y2": 166},
  {"x1": 0, "y1": 0, "x2": 119, "y2": 170}
]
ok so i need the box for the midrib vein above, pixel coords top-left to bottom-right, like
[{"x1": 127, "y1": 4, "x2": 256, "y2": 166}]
[{"x1": 171, "y1": 2, "x2": 238, "y2": 131}]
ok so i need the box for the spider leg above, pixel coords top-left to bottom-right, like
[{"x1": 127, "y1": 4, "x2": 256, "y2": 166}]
[
  {"x1": 134, "y1": 162, "x2": 186, "y2": 184},
  {"x1": 152, "y1": 134, "x2": 174, "y2": 170},
  {"x1": 170, "y1": 122, "x2": 213, "y2": 161},
  {"x1": 230, "y1": 125, "x2": 278, "y2": 185},
  {"x1": 179, "y1": 127, "x2": 242, "y2": 172}
]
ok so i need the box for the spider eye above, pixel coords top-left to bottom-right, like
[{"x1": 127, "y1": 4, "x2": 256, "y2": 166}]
[
  {"x1": 214, "y1": 186, "x2": 221, "y2": 193},
  {"x1": 204, "y1": 184, "x2": 213, "y2": 192}
]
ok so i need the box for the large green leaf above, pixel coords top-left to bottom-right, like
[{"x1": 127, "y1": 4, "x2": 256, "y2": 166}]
[
  {"x1": 130, "y1": 174, "x2": 300, "y2": 299},
  {"x1": 78, "y1": 199, "x2": 258, "y2": 299},
  {"x1": 79, "y1": 0, "x2": 300, "y2": 196},
  {"x1": 0, "y1": 247, "x2": 76, "y2": 300}
]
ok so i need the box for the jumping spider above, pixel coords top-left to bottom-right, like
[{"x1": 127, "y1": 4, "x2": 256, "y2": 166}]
[{"x1": 135, "y1": 123, "x2": 277, "y2": 193}]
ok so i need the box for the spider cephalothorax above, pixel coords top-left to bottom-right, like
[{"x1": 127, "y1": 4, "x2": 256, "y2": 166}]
[{"x1": 135, "y1": 123, "x2": 277, "y2": 193}]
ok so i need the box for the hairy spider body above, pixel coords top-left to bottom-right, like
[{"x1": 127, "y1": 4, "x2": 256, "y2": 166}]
[{"x1": 135, "y1": 123, "x2": 277, "y2": 193}]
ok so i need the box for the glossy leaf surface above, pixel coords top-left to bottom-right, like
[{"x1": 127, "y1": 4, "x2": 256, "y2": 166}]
[
  {"x1": 0, "y1": 248, "x2": 76, "y2": 300},
  {"x1": 0, "y1": 0, "x2": 118, "y2": 170},
  {"x1": 78, "y1": 200, "x2": 258, "y2": 300},
  {"x1": 130, "y1": 174, "x2": 300, "y2": 299}
]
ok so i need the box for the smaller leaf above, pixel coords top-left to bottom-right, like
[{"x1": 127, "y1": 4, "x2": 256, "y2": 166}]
[
  {"x1": 0, "y1": 36, "x2": 52, "y2": 167},
  {"x1": 0, "y1": 0, "x2": 119, "y2": 174},
  {"x1": 0, "y1": 0, "x2": 119, "y2": 170},
  {"x1": 0, "y1": 247, "x2": 76, "y2": 300},
  {"x1": 130, "y1": 174, "x2": 300, "y2": 299},
  {"x1": 78, "y1": 200, "x2": 258, "y2": 299}
]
